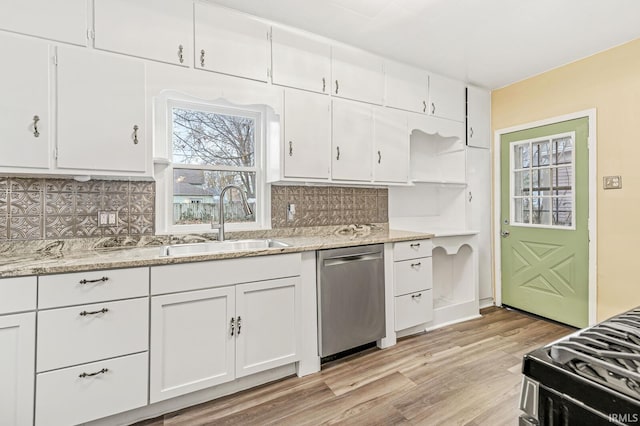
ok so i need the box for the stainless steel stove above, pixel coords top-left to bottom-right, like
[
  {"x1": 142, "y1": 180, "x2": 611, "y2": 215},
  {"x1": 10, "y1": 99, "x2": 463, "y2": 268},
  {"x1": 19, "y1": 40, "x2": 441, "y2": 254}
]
[{"x1": 519, "y1": 307, "x2": 640, "y2": 425}]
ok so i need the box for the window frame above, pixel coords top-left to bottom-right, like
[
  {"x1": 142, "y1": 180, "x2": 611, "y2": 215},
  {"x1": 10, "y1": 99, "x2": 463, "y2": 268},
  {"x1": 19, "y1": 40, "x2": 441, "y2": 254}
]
[
  {"x1": 155, "y1": 97, "x2": 270, "y2": 235},
  {"x1": 509, "y1": 131, "x2": 576, "y2": 230}
]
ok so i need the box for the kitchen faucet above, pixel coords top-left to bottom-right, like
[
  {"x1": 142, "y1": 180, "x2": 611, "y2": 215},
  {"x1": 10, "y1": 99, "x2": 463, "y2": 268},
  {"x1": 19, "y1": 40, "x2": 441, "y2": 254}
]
[{"x1": 212, "y1": 185, "x2": 253, "y2": 241}]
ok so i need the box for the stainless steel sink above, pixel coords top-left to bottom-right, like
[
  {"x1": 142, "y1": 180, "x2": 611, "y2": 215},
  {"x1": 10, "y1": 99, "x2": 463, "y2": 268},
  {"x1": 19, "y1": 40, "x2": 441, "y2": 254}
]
[{"x1": 159, "y1": 239, "x2": 290, "y2": 257}]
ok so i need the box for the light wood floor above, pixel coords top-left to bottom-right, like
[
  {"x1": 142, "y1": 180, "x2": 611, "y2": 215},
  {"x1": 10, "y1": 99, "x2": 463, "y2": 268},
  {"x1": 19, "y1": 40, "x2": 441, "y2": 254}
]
[{"x1": 136, "y1": 307, "x2": 572, "y2": 426}]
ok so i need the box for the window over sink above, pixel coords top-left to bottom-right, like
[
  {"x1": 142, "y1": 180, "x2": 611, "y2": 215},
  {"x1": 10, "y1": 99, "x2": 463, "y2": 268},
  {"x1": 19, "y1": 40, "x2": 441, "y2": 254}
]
[{"x1": 155, "y1": 99, "x2": 269, "y2": 234}]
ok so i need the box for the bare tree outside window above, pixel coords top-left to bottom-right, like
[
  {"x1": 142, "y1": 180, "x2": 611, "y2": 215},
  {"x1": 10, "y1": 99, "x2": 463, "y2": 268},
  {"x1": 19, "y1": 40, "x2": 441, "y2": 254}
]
[{"x1": 171, "y1": 107, "x2": 258, "y2": 226}]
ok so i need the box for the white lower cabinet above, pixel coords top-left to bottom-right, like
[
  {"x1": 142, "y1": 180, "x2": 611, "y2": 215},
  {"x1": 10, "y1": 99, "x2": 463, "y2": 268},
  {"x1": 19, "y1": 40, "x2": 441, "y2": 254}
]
[
  {"x1": 0, "y1": 312, "x2": 35, "y2": 426},
  {"x1": 35, "y1": 352, "x2": 148, "y2": 426},
  {"x1": 393, "y1": 239, "x2": 434, "y2": 331},
  {"x1": 150, "y1": 276, "x2": 301, "y2": 403}
]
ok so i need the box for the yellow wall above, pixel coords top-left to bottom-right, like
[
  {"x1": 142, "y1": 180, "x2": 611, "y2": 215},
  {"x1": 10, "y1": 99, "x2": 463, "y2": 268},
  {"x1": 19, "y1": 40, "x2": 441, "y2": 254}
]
[{"x1": 492, "y1": 37, "x2": 640, "y2": 321}]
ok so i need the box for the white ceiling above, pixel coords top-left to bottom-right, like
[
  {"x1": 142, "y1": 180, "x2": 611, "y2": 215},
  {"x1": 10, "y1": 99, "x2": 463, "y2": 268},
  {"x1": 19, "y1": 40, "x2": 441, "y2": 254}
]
[{"x1": 204, "y1": 0, "x2": 640, "y2": 89}]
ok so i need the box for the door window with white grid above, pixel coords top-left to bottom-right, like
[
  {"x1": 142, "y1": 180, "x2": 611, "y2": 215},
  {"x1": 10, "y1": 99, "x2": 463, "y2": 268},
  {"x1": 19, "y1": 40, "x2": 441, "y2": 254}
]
[{"x1": 510, "y1": 132, "x2": 575, "y2": 229}]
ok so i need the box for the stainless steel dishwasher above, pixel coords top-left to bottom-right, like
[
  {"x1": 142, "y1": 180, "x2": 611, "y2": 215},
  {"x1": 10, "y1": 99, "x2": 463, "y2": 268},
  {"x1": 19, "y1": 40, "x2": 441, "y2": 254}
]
[{"x1": 317, "y1": 244, "x2": 385, "y2": 358}]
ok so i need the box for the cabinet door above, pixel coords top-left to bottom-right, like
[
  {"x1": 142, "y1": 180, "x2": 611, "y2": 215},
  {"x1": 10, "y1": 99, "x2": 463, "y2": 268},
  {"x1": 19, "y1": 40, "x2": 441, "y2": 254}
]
[
  {"x1": 283, "y1": 89, "x2": 330, "y2": 180},
  {"x1": 272, "y1": 27, "x2": 330, "y2": 94},
  {"x1": 0, "y1": 33, "x2": 51, "y2": 170},
  {"x1": 0, "y1": 0, "x2": 87, "y2": 45},
  {"x1": 466, "y1": 147, "x2": 492, "y2": 302},
  {"x1": 235, "y1": 277, "x2": 300, "y2": 378},
  {"x1": 331, "y1": 45, "x2": 384, "y2": 105},
  {"x1": 149, "y1": 287, "x2": 235, "y2": 403},
  {"x1": 94, "y1": 0, "x2": 192, "y2": 67},
  {"x1": 385, "y1": 60, "x2": 428, "y2": 114},
  {"x1": 195, "y1": 3, "x2": 270, "y2": 82},
  {"x1": 331, "y1": 100, "x2": 373, "y2": 181},
  {"x1": 0, "y1": 312, "x2": 35, "y2": 426},
  {"x1": 373, "y1": 107, "x2": 409, "y2": 183},
  {"x1": 428, "y1": 74, "x2": 466, "y2": 122},
  {"x1": 466, "y1": 86, "x2": 491, "y2": 149},
  {"x1": 56, "y1": 47, "x2": 146, "y2": 174}
]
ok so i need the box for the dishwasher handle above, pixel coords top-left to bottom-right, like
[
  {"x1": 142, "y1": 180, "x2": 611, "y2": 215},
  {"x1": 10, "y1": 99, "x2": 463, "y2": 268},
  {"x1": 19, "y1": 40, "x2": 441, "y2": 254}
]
[{"x1": 323, "y1": 251, "x2": 382, "y2": 266}]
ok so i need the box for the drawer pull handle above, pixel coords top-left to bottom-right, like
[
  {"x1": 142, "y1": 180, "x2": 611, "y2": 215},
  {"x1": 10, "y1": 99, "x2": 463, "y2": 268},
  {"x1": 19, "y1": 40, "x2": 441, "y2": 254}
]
[
  {"x1": 79, "y1": 308, "x2": 109, "y2": 316},
  {"x1": 79, "y1": 368, "x2": 108, "y2": 378},
  {"x1": 410, "y1": 243, "x2": 421, "y2": 248},
  {"x1": 411, "y1": 293, "x2": 422, "y2": 300},
  {"x1": 411, "y1": 262, "x2": 421, "y2": 268},
  {"x1": 237, "y1": 316, "x2": 242, "y2": 335},
  {"x1": 79, "y1": 276, "x2": 109, "y2": 285},
  {"x1": 230, "y1": 317, "x2": 235, "y2": 336}
]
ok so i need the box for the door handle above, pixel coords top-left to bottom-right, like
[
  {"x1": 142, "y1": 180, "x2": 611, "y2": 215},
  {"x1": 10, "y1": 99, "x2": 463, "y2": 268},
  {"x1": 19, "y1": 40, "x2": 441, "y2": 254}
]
[{"x1": 501, "y1": 230, "x2": 510, "y2": 238}]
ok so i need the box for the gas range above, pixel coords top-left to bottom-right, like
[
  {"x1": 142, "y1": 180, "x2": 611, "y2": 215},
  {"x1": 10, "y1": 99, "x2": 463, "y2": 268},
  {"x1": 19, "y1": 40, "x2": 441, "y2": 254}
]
[{"x1": 519, "y1": 307, "x2": 640, "y2": 425}]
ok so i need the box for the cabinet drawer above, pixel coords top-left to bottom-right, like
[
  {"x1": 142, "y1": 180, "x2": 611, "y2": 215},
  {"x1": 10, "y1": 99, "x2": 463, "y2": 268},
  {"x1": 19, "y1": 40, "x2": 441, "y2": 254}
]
[
  {"x1": 35, "y1": 352, "x2": 148, "y2": 426},
  {"x1": 393, "y1": 239, "x2": 433, "y2": 261},
  {"x1": 39, "y1": 267, "x2": 149, "y2": 309},
  {"x1": 151, "y1": 253, "x2": 302, "y2": 295},
  {"x1": 395, "y1": 290, "x2": 433, "y2": 331},
  {"x1": 0, "y1": 276, "x2": 36, "y2": 314},
  {"x1": 394, "y1": 257, "x2": 432, "y2": 296},
  {"x1": 37, "y1": 297, "x2": 148, "y2": 372}
]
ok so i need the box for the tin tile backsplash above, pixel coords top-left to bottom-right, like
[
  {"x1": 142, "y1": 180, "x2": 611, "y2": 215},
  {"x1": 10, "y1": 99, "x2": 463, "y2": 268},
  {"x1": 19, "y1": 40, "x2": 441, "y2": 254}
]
[
  {"x1": 271, "y1": 185, "x2": 388, "y2": 228},
  {"x1": 0, "y1": 177, "x2": 155, "y2": 240},
  {"x1": 0, "y1": 178, "x2": 387, "y2": 240}
]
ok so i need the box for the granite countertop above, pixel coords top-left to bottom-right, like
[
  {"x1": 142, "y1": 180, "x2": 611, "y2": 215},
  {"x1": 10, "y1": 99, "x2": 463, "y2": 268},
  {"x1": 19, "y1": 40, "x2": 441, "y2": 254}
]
[{"x1": 0, "y1": 224, "x2": 433, "y2": 278}]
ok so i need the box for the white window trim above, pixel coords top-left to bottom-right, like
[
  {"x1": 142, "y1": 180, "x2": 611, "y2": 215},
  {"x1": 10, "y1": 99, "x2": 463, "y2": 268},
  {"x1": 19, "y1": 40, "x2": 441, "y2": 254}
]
[
  {"x1": 154, "y1": 94, "x2": 271, "y2": 235},
  {"x1": 509, "y1": 131, "x2": 576, "y2": 230}
]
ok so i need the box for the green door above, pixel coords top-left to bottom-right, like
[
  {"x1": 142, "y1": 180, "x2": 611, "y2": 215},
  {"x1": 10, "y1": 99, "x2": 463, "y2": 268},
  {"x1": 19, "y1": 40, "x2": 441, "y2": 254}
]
[{"x1": 501, "y1": 118, "x2": 589, "y2": 328}]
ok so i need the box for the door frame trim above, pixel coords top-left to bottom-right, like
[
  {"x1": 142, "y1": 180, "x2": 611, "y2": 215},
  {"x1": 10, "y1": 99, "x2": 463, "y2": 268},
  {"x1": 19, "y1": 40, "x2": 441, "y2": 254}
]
[{"x1": 493, "y1": 109, "x2": 597, "y2": 325}]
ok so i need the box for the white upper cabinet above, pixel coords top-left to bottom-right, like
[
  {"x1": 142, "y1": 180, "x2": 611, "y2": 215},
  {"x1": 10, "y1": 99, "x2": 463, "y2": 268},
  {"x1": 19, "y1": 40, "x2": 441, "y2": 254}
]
[
  {"x1": 466, "y1": 86, "x2": 491, "y2": 149},
  {"x1": 195, "y1": 3, "x2": 271, "y2": 82},
  {"x1": 373, "y1": 107, "x2": 409, "y2": 183},
  {"x1": 0, "y1": 33, "x2": 51, "y2": 170},
  {"x1": 385, "y1": 61, "x2": 429, "y2": 114},
  {"x1": 272, "y1": 27, "x2": 330, "y2": 94},
  {"x1": 94, "y1": 0, "x2": 192, "y2": 67},
  {"x1": 332, "y1": 99, "x2": 373, "y2": 181},
  {"x1": 0, "y1": 0, "x2": 87, "y2": 46},
  {"x1": 331, "y1": 45, "x2": 384, "y2": 105},
  {"x1": 56, "y1": 47, "x2": 146, "y2": 174},
  {"x1": 283, "y1": 89, "x2": 331, "y2": 180},
  {"x1": 428, "y1": 74, "x2": 466, "y2": 122}
]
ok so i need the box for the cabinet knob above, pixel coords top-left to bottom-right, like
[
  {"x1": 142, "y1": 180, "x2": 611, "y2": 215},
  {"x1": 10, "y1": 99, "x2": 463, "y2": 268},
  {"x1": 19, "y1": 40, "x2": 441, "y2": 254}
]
[
  {"x1": 178, "y1": 44, "x2": 184, "y2": 63},
  {"x1": 79, "y1": 276, "x2": 109, "y2": 285},
  {"x1": 377, "y1": 150, "x2": 381, "y2": 164},
  {"x1": 237, "y1": 316, "x2": 242, "y2": 335},
  {"x1": 410, "y1": 262, "x2": 421, "y2": 268},
  {"x1": 431, "y1": 102, "x2": 435, "y2": 115},
  {"x1": 322, "y1": 77, "x2": 326, "y2": 92},
  {"x1": 336, "y1": 146, "x2": 340, "y2": 160},
  {"x1": 335, "y1": 80, "x2": 339, "y2": 94},
  {"x1": 230, "y1": 317, "x2": 235, "y2": 336},
  {"x1": 79, "y1": 307, "x2": 109, "y2": 316},
  {"x1": 411, "y1": 293, "x2": 422, "y2": 300},
  {"x1": 469, "y1": 126, "x2": 474, "y2": 138},
  {"x1": 200, "y1": 49, "x2": 206, "y2": 67},
  {"x1": 289, "y1": 140, "x2": 293, "y2": 156},
  {"x1": 409, "y1": 243, "x2": 421, "y2": 248},
  {"x1": 33, "y1": 115, "x2": 40, "y2": 137},
  {"x1": 468, "y1": 191, "x2": 473, "y2": 202},
  {"x1": 133, "y1": 125, "x2": 139, "y2": 144},
  {"x1": 422, "y1": 101, "x2": 427, "y2": 113}
]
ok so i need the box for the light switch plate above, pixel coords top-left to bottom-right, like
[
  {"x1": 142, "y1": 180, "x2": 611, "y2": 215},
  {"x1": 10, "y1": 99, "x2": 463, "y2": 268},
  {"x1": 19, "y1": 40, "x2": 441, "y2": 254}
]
[{"x1": 603, "y1": 176, "x2": 622, "y2": 190}]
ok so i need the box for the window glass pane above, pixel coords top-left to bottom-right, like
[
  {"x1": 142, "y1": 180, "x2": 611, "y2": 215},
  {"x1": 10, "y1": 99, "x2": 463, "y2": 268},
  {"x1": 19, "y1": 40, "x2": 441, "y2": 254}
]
[
  {"x1": 531, "y1": 197, "x2": 551, "y2": 225},
  {"x1": 552, "y1": 198, "x2": 573, "y2": 227},
  {"x1": 532, "y1": 141, "x2": 550, "y2": 167},
  {"x1": 173, "y1": 169, "x2": 256, "y2": 225},
  {"x1": 172, "y1": 108, "x2": 255, "y2": 167},
  {"x1": 513, "y1": 143, "x2": 530, "y2": 169},
  {"x1": 552, "y1": 166, "x2": 572, "y2": 196},
  {"x1": 552, "y1": 137, "x2": 573, "y2": 165},
  {"x1": 532, "y1": 168, "x2": 551, "y2": 196},
  {"x1": 513, "y1": 198, "x2": 529, "y2": 224},
  {"x1": 513, "y1": 170, "x2": 530, "y2": 196}
]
